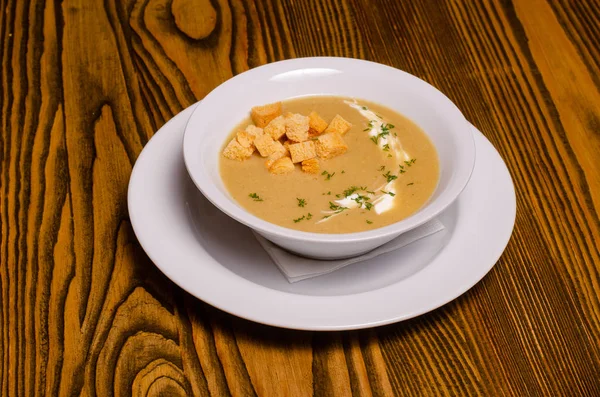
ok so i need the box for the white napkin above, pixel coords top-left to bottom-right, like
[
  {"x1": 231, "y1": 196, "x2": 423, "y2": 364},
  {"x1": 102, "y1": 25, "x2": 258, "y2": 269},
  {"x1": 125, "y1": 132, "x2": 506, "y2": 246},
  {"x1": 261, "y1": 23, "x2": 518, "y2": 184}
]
[{"x1": 254, "y1": 219, "x2": 445, "y2": 283}]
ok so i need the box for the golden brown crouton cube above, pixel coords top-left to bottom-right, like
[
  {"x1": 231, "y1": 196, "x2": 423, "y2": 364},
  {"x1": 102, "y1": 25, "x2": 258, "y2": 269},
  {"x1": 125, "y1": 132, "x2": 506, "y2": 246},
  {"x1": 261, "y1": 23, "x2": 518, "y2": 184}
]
[
  {"x1": 268, "y1": 157, "x2": 295, "y2": 175},
  {"x1": 285, "y1": 113, "x2": 310, "y2": 142},
  {"x1": 236, "y1": 131, "x2": 254, "y2": 150},
  {"x1": 251, "y1": 102, "x2": 282, "y2": 128},
  {"x1": 324, "y1": 114, "x2": 352, "y2": 135},
  {"x1": 222, "y1": 138, "x2": 253, "y2": 161},
  {"x1": 288, "y1": 141, "x2": 316, "y2": 163},
  {"x1": 264, "y1": 141, "x2": 288, "y2": 168},
  {"x1": 301, "y1": 158, "x2": 320, "y2": 174},
  {"x1": 245, "y1": 125, "x2": 264, "y2": 139},
  {"x1": 254, "y1": 134, "x2": 279, "y2": 157},
  {"x1": 308, "y1": 111, "x2": 328, "y2": 137},
  {"x1": 316, "y1": 132, "x2": 348, "y2": 159},
  {"x1": 264, "y1": 115, "x2": 287, "y2": 140}
]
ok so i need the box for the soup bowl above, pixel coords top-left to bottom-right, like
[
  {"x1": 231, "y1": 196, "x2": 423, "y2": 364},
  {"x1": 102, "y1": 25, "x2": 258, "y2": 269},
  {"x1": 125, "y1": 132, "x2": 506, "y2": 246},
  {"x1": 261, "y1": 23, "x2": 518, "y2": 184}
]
[{"x1": 183, "y1": 57, "x2": 475, "y2": 259}]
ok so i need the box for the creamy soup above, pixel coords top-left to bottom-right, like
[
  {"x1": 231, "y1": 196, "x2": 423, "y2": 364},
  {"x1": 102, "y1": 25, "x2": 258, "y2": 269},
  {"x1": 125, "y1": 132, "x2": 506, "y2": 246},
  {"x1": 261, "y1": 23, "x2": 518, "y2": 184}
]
[{"x1": 220, "y1": 96, "x2": 439, "y2": 233}]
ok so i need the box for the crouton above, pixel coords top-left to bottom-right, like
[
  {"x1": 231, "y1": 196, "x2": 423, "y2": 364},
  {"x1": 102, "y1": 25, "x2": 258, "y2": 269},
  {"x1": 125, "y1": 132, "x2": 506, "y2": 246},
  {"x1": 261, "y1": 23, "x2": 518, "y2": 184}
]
[
  {"x1": 223, "y1": 138, "x2": 253, "y2": 161},
  {"x1": 324, "y1": 114, "x2": 352, "y2": 135},
  {"x1": 264, "y1": 115, "x2": 287, "y2": 140},
  {"x1": 285, "y1": 113, "x2": 310, "y2": 142},
  {"x1": 268, "y1": 156, "x2": 295, "y2": 174},
  {"x1": 301, "y1": 158, "x2": 320, "y2": 174},
  {"x1": 235, "y1": 131, "x2": 254, "y2": 150},
  {"x1": 264, "y1": 141, "x2": 288, "y2": 168},
  {"x1": 254, "y1": 134, "x2": 279, "y2": 157},
  {"x1": 288, "y1": 141, "x2": 317, "y2": 163},
  {"x1": 308, "y1": 111, "x2": 328, "y2": 137},
  {"x1": 236, "y1": 125, "x2": 263, "y2": 148},
  {"x1": 245, "y1": 125, "x2": 264, "y2": 139},
  {"x1": 251, "y1": 102, "x2": 282, "y2": 128},
  {"x1": 315, "y1": 132, "x2": 348, "y2": 159}
]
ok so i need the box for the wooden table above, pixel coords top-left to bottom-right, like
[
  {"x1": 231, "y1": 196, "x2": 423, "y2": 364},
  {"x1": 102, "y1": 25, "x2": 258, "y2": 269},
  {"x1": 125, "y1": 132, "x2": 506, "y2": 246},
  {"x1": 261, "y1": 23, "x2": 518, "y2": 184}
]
[{"x1": 2, "y1": 0, "x2": 599, "y2": 395}]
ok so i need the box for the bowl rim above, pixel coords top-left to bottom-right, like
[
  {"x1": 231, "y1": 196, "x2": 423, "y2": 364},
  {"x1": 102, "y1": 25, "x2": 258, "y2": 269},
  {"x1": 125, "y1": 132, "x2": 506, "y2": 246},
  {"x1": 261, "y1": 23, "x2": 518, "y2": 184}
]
[{"x1": 183, "y1": 56, "x2": 475, "y2": 243}]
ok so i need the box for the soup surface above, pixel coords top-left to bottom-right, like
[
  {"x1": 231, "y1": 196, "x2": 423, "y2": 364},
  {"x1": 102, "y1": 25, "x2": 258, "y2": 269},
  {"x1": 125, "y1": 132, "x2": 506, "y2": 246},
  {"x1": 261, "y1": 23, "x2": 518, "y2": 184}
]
[{"x1": 220, "y1": 96, "x2": 439, "y2": 233}]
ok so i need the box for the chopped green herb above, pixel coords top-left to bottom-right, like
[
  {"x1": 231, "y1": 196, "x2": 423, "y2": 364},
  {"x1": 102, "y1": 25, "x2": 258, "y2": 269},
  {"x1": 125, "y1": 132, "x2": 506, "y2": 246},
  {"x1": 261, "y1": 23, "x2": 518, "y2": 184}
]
[
  {"x1": 364, "y1": 202, "x2": 374, "y2": 211},
  {"x1": 366, "y1": 190, "x2": 375, "y2": 195},
  {"x1": 381, "y1": 190, "x2": 396, "y2": 196},
  {"x1": 321, "y1": 170, "x2": 336, "y2": 180},
  {"x1": 248, "y1": 193, "x2": 263, "y2": 201},
  {"x1": 343, "y1": 186, "x2": 359, "y2": 197},
  {"x1": 322, "y1": 215, "x2": 331, "y2": 219},
  {"x1": 383, "y1": 171, "x2": 398, "y2": 182},
  {"x1": 382, "y1": 144, "x2": 390, "y2": 151},
  {"x1": 293, "y1": 215, "x2": 305, "y2": 223},
  {"x1": 407, "y1": 182, "x2": 414, "y2": 186},
  {"x1": 404, "y1": 158, "x2": 416, "y2": 167},
  {"x1": 307, "y1": 213, "x2": 313, "y2": 220},
  {"x1": 370, "y1": 136, "x2": 379, "y2": 144},
  {"x1": 297, "y1": 198, "x2": 306, "y2": 207},
  {"x1": 387, "y1": 154, "x2": 392, "y2": 158},
  {"x1": 336, "y1": 194, "x2": 341, "y2": 198},
  {"x1": 329, "y1": 201, "x2": 349, "y2": 214},
  {"x1": 352, "y1": 195, "x2": 371, "y2": 207},
  {"x1": 378, "y1": 165, "x2": 386, "y2": 171},
  {"x1": 322, "y1": 191, "x2": 331, "y2": 196},
  {"x1": 361, "y1": 106, "x2": 368, "y2": 110},
  {"x1": 366, "y1": 220, "x2": 373, "y2": 224},
  {"x1": 341, "y1": 170, "x2": 345, "y2": 174}
]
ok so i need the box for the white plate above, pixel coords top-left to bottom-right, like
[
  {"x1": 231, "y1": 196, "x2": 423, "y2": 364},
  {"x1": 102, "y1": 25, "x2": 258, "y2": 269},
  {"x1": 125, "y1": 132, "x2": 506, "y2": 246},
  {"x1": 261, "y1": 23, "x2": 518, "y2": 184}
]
[{"x1": 128, "y1": 104, "x2": 516, "y2": 331}]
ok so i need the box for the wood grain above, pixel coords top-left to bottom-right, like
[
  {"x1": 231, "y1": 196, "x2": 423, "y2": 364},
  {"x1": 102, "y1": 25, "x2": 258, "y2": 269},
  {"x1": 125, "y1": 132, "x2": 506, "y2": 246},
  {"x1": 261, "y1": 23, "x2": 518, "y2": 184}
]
[{"x1": 1, "y1": 0, "x2": 599, "y2": 395}]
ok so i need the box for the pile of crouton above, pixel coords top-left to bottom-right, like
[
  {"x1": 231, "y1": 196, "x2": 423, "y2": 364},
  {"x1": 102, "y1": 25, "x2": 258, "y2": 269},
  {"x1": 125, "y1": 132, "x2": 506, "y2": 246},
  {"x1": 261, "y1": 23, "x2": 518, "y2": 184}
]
[{"x1": 222, "y1": 102, "x2": 352, "y2": 175}]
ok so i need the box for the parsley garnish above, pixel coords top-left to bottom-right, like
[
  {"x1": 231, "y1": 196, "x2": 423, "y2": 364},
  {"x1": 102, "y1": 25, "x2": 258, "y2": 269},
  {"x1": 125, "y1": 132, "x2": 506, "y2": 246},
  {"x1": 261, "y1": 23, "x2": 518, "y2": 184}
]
[
  {"x1": 407, "y1": 182, "x2": 414, "y2": 186},
  {"x1": 341, "y1": 170, "x2": 345, "y2": 174},
  {"x1": 362, "y1": 106, "x2": 368, "y2": 110},
  {"x1": 248, "y1": 193, "x2": 263, "y2": 201},
  {"x1": 370, "y1": 123, "x2": 395, "y2": 144},
  {"x1": 404, "y1": 158, "x2": 416, "y2": 166},
  {"x1": 352, "y1": 195, "x2": 371, "y2": 207},
  {"x1": 366, "y1": 190, "x2": 375, "y2": 194},
  {"x1": 322, "y1": 215, "x2": 331, "y2": 219},
  {"x1": 387, "y1": 154, "x2": 392, "y2": 157},
  {"x1": 307, "y1": 213, "x2": 313, "y2": 220},
  {"x1": 381, "y1": 190, "x2": 396, "y2": 196},
  {"x1": 364, "y1": 202, "x2": 373, "y2": 211},
  {"x1": 378, "y1": 165, "x2": 386, "y2": 171},
  {"x1": 366, "y1": 220, "x2": 373, "y2": 224},
  {"x1": 329, "y1": 201, "x2": 348, "y2": 213},
  {"x1": 364, "y1": 120, "x2": 376, "y2": 132},
  {"x1": 382, "y1": 144, "x2": 390, "y2": 151},
  {"x1": 383, "y1": 171, "x2": 398, "y2": 183},
  {"x1": 342, "y1": 186, "x2": 359, "y2": 197},
  {"x1": 297, "y1": 198, "x2": 306, "y2": 207},
  {"x1": 322, "y1": 170, "x2": 335, "y2": 180},
  {"x1": 293, "y1": 215, "x2": 305, "y2": 223}
]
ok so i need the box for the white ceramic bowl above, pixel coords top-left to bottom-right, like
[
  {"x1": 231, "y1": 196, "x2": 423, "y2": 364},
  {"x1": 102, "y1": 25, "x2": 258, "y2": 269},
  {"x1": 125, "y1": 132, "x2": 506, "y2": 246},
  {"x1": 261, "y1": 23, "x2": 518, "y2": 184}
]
[{"x1": 183, "y1": 57, "x2": 475, "y2": 259}]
